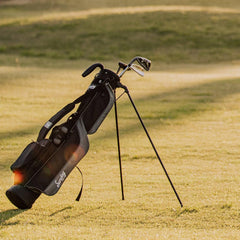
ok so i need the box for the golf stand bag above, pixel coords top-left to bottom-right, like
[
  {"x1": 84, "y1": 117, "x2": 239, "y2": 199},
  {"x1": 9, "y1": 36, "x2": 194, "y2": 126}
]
[{"x1": 6, "y1": 57, "x2": 183, "y2": 209}]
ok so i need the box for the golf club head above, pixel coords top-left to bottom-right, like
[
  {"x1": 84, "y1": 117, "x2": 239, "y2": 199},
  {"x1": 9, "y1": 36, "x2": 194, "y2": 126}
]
[
  {"x1": 136, "y1": 57, "x2": 151, "y2": 71},
  {"x1": 130, "y1": 64, "x2": 144, "y2": 77},
  {"x1": 118, "y1": 56, "x2": 151, "y2": 78}
]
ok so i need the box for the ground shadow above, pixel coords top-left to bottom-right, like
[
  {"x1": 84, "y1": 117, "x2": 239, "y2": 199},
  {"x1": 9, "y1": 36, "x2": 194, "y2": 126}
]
[
  {"x1": 49, "y1": 206, "x2": 72, "y2": 217},
  {"x1": 0, "y1": 125, "x2": 40, "y2": 141},
  {"x1": 1, "y1": 77, "x2": 239, "y2": 165},
  {"x1": 0, "y1": 209, "x2": 26, "y2": 225},
  {"x1": 93, "y1": 77, "x2": 240, "y2": 141},
  {"x1": 1, "y1": 8, "x2": 240, "y2": 64},
  {"x1": 1, "y1": 77, "x2": 239, "y2": 143}
]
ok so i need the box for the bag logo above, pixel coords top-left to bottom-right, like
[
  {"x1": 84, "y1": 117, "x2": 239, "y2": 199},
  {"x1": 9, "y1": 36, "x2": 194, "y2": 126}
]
[
  {"x1": 88, "y1": 84, "x2": 96, "y2": 90},
  {"x1": 44, "y1": 121, "x2": 53, "y2": 129},
  {"x1": 55, "y1": 171, "x2": 66, "y2": 188}
]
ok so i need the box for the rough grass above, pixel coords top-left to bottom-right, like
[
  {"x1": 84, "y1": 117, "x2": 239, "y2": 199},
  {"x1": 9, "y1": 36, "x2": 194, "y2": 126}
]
[
  {"x1": 0, "y1": 61, "x2": 240, "y2": 239},
  {"x1": 0, "y1": 1, "x2": 240, "y2": 239}
]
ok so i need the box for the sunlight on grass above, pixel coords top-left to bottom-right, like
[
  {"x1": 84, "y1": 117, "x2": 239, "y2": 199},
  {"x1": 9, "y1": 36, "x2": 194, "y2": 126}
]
[
  {"x1": 0, "y1": 0, "x2": 240, "y2": 239},
  {"x1": 0, "y1": 60, "x2": 239, "y2": 239},
  {"x1": 1, "y1": 5, "x2": 240, "y2": 26}
]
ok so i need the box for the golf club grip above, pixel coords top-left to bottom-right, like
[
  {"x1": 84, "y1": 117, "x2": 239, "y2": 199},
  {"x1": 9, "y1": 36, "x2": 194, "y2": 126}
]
[
  {"x1": 82, "y1": 63, "x2": 104, "y2": 77},
  {"x1": 37, "y1": 103, "x2": 75, "y2": 141},
  {"x1": 118, "y1": 62, "x2": 128, "y2": 69}
]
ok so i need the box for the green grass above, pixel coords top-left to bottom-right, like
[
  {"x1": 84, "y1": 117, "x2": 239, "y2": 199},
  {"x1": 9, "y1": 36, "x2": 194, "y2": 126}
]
[
  {"x1": 1, "y1": 1, "x2": 240, "y2": 64},
  {"x1": 0, "y1": 1, "x2": 240, "y2": 239}
]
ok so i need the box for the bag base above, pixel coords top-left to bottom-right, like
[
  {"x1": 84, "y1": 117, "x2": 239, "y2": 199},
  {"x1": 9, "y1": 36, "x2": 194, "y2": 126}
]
[{"x1": 6, "y1": 185, "x2": 40, "y2": 209}]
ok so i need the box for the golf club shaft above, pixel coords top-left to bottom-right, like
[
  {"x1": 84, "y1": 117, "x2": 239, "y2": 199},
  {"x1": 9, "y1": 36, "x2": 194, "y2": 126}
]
[{"x1": 125, "y1": 90, "x2": 183, "y2": 208}]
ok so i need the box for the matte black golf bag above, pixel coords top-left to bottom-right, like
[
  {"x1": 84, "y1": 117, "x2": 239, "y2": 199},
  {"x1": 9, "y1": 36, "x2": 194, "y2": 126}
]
[{"x1": 6, "y1": 64, "x2": 120, "y2": 209}]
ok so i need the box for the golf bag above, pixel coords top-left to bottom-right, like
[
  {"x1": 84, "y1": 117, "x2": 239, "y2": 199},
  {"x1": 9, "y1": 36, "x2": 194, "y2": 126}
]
[
  {"x1": 6, "y1": 56, "x2": 183, "y2": 209},
  {"x1": 6, "y1": 63, "x2": 120, "y2": 209}
]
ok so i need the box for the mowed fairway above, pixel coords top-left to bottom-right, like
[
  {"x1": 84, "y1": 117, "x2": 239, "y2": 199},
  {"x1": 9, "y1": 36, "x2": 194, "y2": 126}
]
[{"x1": 0, "y1": 1, "x2": 240, "y2": 239}]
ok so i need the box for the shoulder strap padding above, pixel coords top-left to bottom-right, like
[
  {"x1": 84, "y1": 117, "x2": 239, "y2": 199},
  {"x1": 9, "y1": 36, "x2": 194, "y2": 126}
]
[{"x1": 37, "y1": 94, "x2": 86, "y2": 142}]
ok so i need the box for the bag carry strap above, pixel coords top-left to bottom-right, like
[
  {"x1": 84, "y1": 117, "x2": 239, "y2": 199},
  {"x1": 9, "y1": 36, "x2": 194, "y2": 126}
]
[
  {"x1": 37, "y1": 94, "x2": 86, "y2": 142},
  {"x1": 75, "y1": 166, "x2": 84, "y2": 201}
]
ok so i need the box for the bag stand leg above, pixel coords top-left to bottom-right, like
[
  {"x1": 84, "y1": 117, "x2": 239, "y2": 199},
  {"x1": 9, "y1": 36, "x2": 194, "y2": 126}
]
[
  {"x1": 116, "y1": 83, "x2": 183, "y2": 207},
  {"x1": 114, "y1": 90, "x2": 125, "y2": 200}
]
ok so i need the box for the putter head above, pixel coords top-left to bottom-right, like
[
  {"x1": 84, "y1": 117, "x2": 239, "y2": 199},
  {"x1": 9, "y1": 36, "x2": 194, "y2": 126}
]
[{"x1": 136, "y1": 57, "x2": 151, "y2": 71}]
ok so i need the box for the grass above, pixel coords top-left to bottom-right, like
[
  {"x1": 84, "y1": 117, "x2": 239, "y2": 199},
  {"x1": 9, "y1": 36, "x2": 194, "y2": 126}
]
[
  {"x1": 0, "y1": 61, "x2": 239, "y2": 239},
  {"x1": 1, "y1": 1, "x2": 240, "y2": 64},
  {"x1": 0, "y1": 0, "x2": 240, "y2": 239}
]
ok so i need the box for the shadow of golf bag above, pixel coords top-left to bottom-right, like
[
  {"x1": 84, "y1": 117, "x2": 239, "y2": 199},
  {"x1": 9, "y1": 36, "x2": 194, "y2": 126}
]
[{"x1": 6, "y1": 63, "x2": 120, "y2": 209}]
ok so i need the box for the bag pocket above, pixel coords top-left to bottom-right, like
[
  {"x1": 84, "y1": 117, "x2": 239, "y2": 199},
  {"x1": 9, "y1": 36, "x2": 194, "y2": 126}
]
[
  {"x1": 11, "y1": 140, "x2": 57, "y2": 185},
  {"x1": 11, "y1": 142, "x2": 42, "y2": 171}
]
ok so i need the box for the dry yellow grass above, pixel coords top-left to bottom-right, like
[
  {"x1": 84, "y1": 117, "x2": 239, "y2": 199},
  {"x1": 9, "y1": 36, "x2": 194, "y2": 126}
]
[
  {"x1": 0, "y1": 58, "x2": 239, "y2": 239},
  {"x1": 1, "y1": 5, "x2": 240, "y2": 26},
  {"x1": 0, "y1": 1, "x2": 240, "y2": 238}
]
